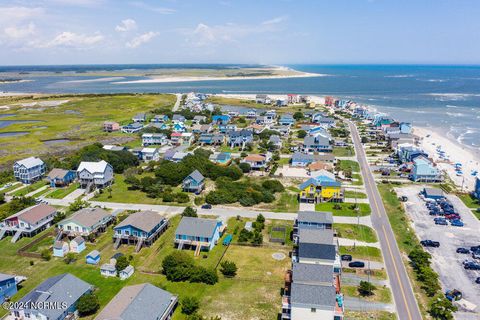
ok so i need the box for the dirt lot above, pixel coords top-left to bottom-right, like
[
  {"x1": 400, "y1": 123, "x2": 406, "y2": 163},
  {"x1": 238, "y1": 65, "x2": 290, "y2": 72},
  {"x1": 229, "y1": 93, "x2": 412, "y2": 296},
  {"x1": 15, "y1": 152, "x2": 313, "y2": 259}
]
[{"x1": 396, "y1": 185, "x2": 480, "y2": 319}]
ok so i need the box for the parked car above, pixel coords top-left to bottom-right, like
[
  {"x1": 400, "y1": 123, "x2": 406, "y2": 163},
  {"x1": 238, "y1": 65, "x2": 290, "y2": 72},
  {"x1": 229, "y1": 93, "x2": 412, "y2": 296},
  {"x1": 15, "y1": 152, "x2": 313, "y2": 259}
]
[
  {"x1": 457, "y1": 248, "x2": 470, "y2": 254},
  {"x1": 421, "y1": 240, "x2": 440, "y2": 247},
  {"x1": 348, "y1": 261, "x2": 365, "y2": 268},
  {"x1": 445, "y1": 289, "x2": 462, "y2": 302},
  {"x1": 476, "y1": 277, "x2": 480, "y2": 284},
  {"x1": 450, "y1": 220, "x2": 464, "y2": 227},
  {"x1": 470, "y1": 245, "x2": 480, "y2": 252},
  {"x1": 464, "y1": 262, "x2": 480, "y2": 270},
  {"x1": 434, "y1": 218, "x2": 448, "y2": 225},
  {"x1": 201, "y1": 204, "x2": 212, "y2": 209},
  {"x1": 341, "y1": 254, "x2": 352, "y2": 261},
  {"x1": 472, "y1": 252, "x2": 480, "y2": 260}
]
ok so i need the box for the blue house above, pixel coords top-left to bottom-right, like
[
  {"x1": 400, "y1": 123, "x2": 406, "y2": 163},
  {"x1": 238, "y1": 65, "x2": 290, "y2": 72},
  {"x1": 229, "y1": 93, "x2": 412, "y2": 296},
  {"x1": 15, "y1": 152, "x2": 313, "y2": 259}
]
[
  {"x1": 151, "y1": 114, "x2": 169, "y2": 123},
  {"x1": 410, "y1": 156, "x2": 442, "y2": 182},
  {"x1": 474, "y1": 177, "x2": 480, "y2": 199},
  {"x1": 212, "y1": 114, "x2": 231, "y2": 125},
  {"x1": 53, "y1": 241, "x2": 69, "y2": 257},
  {"x1": 175, "y1": 217, "x2": 224, "y2": 254},
  {"x1": 86, "y1": 250, "x2": 100, "y2": 265},
  {"x1": 0, "y1": 273, "x2": 17, "y2": 303},
  {"x1": 182, "y1": 170, "x2": 205, "y2": 193},
  {"x1": 291, "y1": 152, "x2": 315, "y2": 167},
  {"x1": 209, "y1": 152, "x2": 231, "y2": 165},
  {"x1": 113, "y1": 210, "x2": 168, "y2": 250},
  {"x1": 121, "y1": 122, "x2": 144, "y2": 133},
  {"x1": 47, "y1": 168, "x2": 76, "y2": 187},
  {"x1": 400, "y1": 122, "x2": 412, "y2": 134},
  {"x1": 219, "y1": 124, "x2": 237, "y2": 133},
  {"x1": 278, "y1": 114, "x2": 295, "y2": 126}
]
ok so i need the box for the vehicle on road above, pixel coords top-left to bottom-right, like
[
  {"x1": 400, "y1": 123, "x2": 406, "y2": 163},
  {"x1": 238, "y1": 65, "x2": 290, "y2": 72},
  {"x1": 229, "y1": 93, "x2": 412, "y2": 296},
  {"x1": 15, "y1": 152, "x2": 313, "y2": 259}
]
[
  {"x1": 421, "y1": 240, "x2": 440, "y2": 247},
  {"x1": 341, "y1": 254, "x2": 352, "y2": 261},
  {"x1": 348, "y1": 261, "x2": 365, "y2": 268},
  {"x1": 457, "y1": 248, "x2": 470, "y2": 254},
  {"x1": 201, "y1": 204, "x2": 212, "y2": 209}
]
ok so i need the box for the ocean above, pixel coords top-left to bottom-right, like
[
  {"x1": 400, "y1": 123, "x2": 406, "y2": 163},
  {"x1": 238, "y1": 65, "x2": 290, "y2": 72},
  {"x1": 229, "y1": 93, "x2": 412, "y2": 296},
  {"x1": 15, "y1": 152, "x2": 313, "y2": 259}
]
[{"x1": 1, "y1": 64, "x2": 480, "y2": 150}]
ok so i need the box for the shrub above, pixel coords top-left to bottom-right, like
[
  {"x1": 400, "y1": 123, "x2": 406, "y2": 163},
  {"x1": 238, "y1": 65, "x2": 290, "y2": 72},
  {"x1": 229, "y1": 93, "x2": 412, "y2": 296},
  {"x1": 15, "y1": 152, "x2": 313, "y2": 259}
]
[
  {"x1": 297, "y1": 130, "x2": 307, "y2": 138},
  {"x1": 115, "y1": 256, "x2": 129, "y2": 273},
  {"x1": 239, "y1": 162, "x2": 251, "y2": 173},
  {"x1": 220, "y1": 260, "x2": 238, "y2": 277},
  {"x1": 358, "y1": 281, "x2": 376, "y2": 296},
  {"x1": 64, "y1": 252, "x2": 76, "y2": 264},
  {"x1": 181, "y1": 296, "x2": 200, "y2": 315},
  {"x1": 41, "y1": 249, "x2": 51, "y2": 261},
  {"x1": 182, "y1": 206, "x2": 198, "y2": 217},
  {"x1": 262, "y1": 180, "x2": 284, "y2": 193},
  {"x1": 77, "y1": 293, "x2": 100, "y2": 316}
]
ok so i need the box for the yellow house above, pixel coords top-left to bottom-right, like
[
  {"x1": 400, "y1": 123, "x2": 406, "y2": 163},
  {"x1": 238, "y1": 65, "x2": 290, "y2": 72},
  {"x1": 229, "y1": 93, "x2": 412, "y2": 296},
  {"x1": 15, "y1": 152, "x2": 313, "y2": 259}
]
[{"x1": 298, "y1": 177, "x2": 343, "y2": 203}]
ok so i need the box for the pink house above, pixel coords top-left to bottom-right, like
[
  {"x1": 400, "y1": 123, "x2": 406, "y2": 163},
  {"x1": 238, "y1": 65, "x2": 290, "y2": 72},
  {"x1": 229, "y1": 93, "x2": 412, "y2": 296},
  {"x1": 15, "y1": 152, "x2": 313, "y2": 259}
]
[{"x1": 104, "y1": 121, "x2": 120, "y2": 132}]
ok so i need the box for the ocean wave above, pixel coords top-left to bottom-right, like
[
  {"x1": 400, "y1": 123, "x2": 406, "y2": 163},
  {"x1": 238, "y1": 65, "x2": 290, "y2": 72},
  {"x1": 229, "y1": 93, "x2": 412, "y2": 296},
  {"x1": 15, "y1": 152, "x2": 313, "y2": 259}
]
[
  {"x1": 446, "y1": 111, "x2": 466, "y2": 117},
  {"x1": 60, "y1": 77, "x2": 125, "y2": 83},
  {"x1": 384, "y1": 74, "x2": 415, "y2": 78},
  {"x1": 417, "y1": 78, "x2": 448, "y2": 83}
]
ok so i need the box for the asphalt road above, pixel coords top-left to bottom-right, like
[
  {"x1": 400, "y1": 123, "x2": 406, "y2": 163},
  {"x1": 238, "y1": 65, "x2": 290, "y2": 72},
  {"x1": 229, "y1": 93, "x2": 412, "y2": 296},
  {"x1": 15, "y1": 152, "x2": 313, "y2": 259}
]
[{"x1": 347, "y1": 120, "x2": 422, "y2": 320}]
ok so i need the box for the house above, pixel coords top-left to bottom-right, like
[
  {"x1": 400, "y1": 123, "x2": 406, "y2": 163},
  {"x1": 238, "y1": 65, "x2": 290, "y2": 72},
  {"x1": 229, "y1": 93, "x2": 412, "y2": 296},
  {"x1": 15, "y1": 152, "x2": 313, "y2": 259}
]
[
  {"x1": 410, "y1": 156, "x2": 442, "y2": 182},
  {"x1": 70, "y1": 236, "x2": 86, "y2": 253},
  {"x1": 298, "y1": 176, "x2": 343, "y2": 203},
  {"x1": 248, "y1": 123, "x2": 266, "y2": 134},
  {"x1": 312, "y1": 114, "x2": 336, "y2": 127},
  {"x1": 172, "y1": 114, "x2": 186, "y2": 123},
  {"x1": 95, "y1": 283, "x2": 178, "y2": 320},
  {"x1": 142, "y1": 133, "x2": 167, "y2": 146},
  {"x1": 119, "y1": 265, "x2": 134, "y2": 280},
  {"x1": 255, "y1": 94, "x2": 271, "y2": 104},
  {"x1": 141, "y1": 147, "x2": 160, "y2": 162},
  {"x1": 276, "y1": 98, "x2": 288, "y2": 107},
  {"x1": 53, "y1": 241, "x2": 69, "y2": 257},
  {"x1": 287, "y1": 94, "x2": 299, "y2": 104},
  {"x1": 103, "y1": 145, "x2": 126, "y2": 152},
  {"x1": 269, "y1": 135, "x2": 282, "y2": 149},
  {"x1": 121, "y1": 122, "x2": 144, "y2": 133},
  {"x1": 291, "y1": 153, "x2": 315, "y2": 167},
  {"x1": 13, "y1": 157, "x2": 46, "y2": 184},
  {"x1": 113, "y1": 210, "x2": 168, "y2": 249},
  {"x1": 86, "y1": 250, "x2": 100, "y2": 265},
  {"x1": 172, "y1": 122, "x2": 186, "y2": 132},
  {"x1": 10, "y1": 273, "x2": 92, "y2": 320},
  {"x1": 271, "y1": 125, "x2": 291, "y2": 136},
  {"x1": 103, "y1": 121, "x2": 120, "y2": 132},
  {"x1": 246, "y1": 109, "x2": 257, "y2": 118},
  {"x1": 474, "y1": 177, "x2": 480, "y2": 199},
  {"x1": 192, "y1": 115, "x2": 207, "y2": 124},
  {"x1": 278, "y1": 114, "x2": 295, "y2": 126},
  {"x1": 400, "y1": 122, "x2": 412, "y2": 134},
  {"x1": 308, "y1": 161, "x2": 333, "y2": 172},
  {"x1": 294, "y1": 211, "x2": 333, "y2": 234},
  {"x1": 289, "y1": 283, "x2": 339, "y2": 320},
  {"x1": 192, "y1": 124, "x2": 213, "y2": 134},
  {"x1": 151, "y1": 114, "x2": 169, "y2": 123},
  {"x1": 175, "y1": 217, "x2": 224, "y2": 253},
  {"x1": 172, "y1": 152, "x2": 189, "y2": 163},
  {"x1": 0, "y1": 204, "x2": 57, "y2": 242},
  {"x1": 100, "y1": 262, "x2": 117, "y2": 277},
  {"x1": 182, "y1": 170, "x2": 205, "y2": 193},
  {"x1": 302, "y1": 135, "x2": 332, "y2": 153},
  {"x1": 132, "y1": 113, "x2": 146, "y2": 122},
  {"x1": 77, "y1": 160, "x2": 113, "y2": 190},
  {"x1": 47, "y1": 168, "x2": 76, "y2": 187},
  {"x1": 242, "y1": 154, "x2": 268, "y2": 170},
  {"x1": 422, "y1": 187, "x2": 445, "y2": 200},
  {"x1": 212, "y1": 114, "x2": 231, "y2": 125},
  {"x1": 228, "y1": 129, "x2": 254, "y2": 148},
  {"x1": 256, "y1": 114, "x2": 275, "y2": 126},
  {"x1": 181, "y1": 132, "x2": 194, "y2": 146},
  {"x1": 209, "y1": 152, "x2": 232, "y2": 165},
  {"x1": 199, "y1": 133, "x2": 225, "y2": 145},
  {"x1": 219, "y1": 124, "x2": 237, "y2": 133},
  {"x1": 0, "y1": 273, "x2": 17, "y2": 303},
  {"x1": 170, "y1": 132, "x2": 183, "y2": 145}
]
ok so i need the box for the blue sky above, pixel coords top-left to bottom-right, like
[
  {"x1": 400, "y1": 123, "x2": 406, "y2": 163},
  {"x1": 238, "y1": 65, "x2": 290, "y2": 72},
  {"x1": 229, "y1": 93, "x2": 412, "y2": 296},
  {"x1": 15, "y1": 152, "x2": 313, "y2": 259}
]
[{"x1": 1, "y1": 0, "x2": 479, "y2": 65}]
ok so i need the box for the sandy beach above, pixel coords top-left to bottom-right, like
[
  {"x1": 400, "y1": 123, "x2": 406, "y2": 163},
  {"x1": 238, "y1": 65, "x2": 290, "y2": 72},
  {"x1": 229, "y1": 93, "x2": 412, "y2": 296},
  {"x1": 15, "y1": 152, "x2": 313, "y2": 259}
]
[
  {"x1": 414, "y1": 126, "x2": 480, "y2": 192},
  {"x1": 213, "y1": 93, "x2": 326, "y2": 105}
]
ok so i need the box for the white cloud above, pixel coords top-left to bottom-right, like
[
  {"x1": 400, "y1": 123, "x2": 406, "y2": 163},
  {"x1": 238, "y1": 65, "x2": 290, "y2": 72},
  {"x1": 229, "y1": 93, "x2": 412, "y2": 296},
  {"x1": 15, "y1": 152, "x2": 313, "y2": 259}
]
[
  {"x1": 45, "y1": 0, "x2": 105, "y2": 7},
  {"x1": 115, "y1": 19, "x2": 137, "y2": 32},
  {"x1": 129, "y1": 1, "x2": 175, "y2": 14},
  {"x1": 40, "y1": 31, "x2": 104, "y2": 48},
  {"x1": 4, "y1": 22, "x2": 36, "y2": 39},
  {"x1": 262, "y1": 16, "x2": 288, "y2": 25},
  {"x1": 126, "y1": 31, "x2": 158, "y2": 48},
  {"x1": 0, "y1": 6, "x2": 44, "y2": 24}
]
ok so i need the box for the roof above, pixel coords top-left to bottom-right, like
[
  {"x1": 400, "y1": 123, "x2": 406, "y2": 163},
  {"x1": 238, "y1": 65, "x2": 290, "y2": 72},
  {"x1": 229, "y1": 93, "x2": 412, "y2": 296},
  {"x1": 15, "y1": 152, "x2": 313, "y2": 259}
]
[
  {"x1": 298, "y1": 227, "x2": 334, "y2": 245},
  {"x1": 297, "y1": 211, "x2": 333, "y2": 225},
  {"x1": 290, "y1": 283, "x2": 336, "y2": 309},
  {"x1": 115, "y1": 211, "x2": 165, "y2": 233},
  {"x1": 47, "y1": 168, "x2": 71, "y2": 180},
  {"x1": 121, "y1": 265, "x2": 134, "y2": 274},
  {"x1": 292, "y1": 262, "x2": 333, "y2": 284},
  {"x1": 95, "y1": 283, "x2": 176, "y2": 320},
  {"x1": 185, "y1": 170, "x2": 204, "y2": 183},
  {"x1": 17, "y1": 273, "x2": 91, "y2": 319},
  {"x1": 308, "y1": 161, "x2": 332, "y2": 171},
  {"x1": 298, "y1": 242, "x2": 336, "y2": 261},
  {"x1": 175, "y1": 217, "x2": 219, "y2": 238},
  {"x1": 292, "y1": 152, "x2": 314, "y2": 162},
  {"x1": 53, "y1": 241, "x2": 65, "y2": 249},
  {"x1": 0, "y1": 273, "x2": 15, "y2": 282},
  {"x1": 101, "y1": 263, "x2": 116, "y2": 272},
  {"x1": 6, "y1": 204, "x2": 56, "y2": 225},
  {"x1": 244, "y1": 154, "x2": 266, "y2": 162},
  {"x1": 87, "y1": 250, "x2": 100, "y2": 258},
  {"x1": 15, "y1": 156, "x2": 44, "y2": 169},
  {"x1": 77, "y1": 160, "x2": 110, "y2": 174},
  {"x1": 71, "y1": 236, "x2": 85, "y2": 245},
  {"x1": 61, "y1": 208, "x2": 112, "y2": 229},
  {"x1": 424, "y1": 187, "x2": 444, "y2": 197}
]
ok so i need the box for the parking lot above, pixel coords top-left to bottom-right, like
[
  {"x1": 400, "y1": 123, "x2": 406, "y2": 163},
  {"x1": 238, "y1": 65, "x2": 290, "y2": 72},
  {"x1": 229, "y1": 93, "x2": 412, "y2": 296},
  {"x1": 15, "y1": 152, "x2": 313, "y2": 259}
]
[{"x1": 396, "y1": 185, "x2": 480, "y2": 318}]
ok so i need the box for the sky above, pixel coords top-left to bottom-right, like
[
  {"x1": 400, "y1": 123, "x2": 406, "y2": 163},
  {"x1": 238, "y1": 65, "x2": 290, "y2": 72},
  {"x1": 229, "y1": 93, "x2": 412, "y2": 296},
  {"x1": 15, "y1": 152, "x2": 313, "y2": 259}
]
[{"x1": 0, "y1": 0, "x2": 479, "y2": 65}]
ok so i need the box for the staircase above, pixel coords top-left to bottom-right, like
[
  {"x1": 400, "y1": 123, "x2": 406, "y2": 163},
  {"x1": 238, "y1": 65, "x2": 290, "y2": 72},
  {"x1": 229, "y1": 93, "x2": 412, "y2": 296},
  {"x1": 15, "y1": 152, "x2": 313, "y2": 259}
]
[
  {"x1": 11, "y1": 230, "x2": 22, "y2": 243},
  {"x1": 113, "y1": 237, "x2": 121, "y2": 249},
  {"x1": 54, "y1": 230, "x2": 63, "y2": 242},
  {"x1": 177, "y1": 241, "x2": 184, "y2": 250},
  {"x1": 194, "y1": 243, "x2": 202, "y2": 256},
  {"x1": 0, "y1": 229, "x2": 6, "y2": 241},
  {"x1": 135, "y1": 238, "x2": 144, "y2": 252}
]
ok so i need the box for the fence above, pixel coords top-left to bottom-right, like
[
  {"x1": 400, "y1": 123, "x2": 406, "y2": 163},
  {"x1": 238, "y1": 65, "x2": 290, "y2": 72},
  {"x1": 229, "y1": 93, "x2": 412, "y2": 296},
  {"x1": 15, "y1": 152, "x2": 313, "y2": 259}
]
[{"x1": 17, "y1": 230, "x2": 54, "y2": 259}]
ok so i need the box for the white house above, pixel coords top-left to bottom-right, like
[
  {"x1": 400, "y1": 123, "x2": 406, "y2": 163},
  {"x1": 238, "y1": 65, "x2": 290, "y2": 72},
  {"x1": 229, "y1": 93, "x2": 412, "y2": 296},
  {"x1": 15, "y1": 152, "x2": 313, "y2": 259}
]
[
  {"x1": 141, "y1": 148, "x2": 160, "y2": 162},
  {"x1": 77, "y1": 160, "x2": 113, "y2": 190},
  {"x1": 13, "y1": 157, "x2": 46, "y2": 184},
  {"x1": 119, "y1": 265, "x2": 134, "y2": 280},
  {"x1": 142, "y1": 133, "x2": 167, "y2": 146}
]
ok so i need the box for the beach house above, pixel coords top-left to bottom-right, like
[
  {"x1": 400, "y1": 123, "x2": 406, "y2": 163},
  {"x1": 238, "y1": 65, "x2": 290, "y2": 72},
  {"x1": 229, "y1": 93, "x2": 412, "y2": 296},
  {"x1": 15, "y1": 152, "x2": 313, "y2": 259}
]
[
  {"x1": 9, "y1": 273, "x2": 92, "y2": 320},
  {"x1": 58, "y1": 208, "x2": 113, "y2": 237},
  {"x1": 396, "y1": 144, "x2": 428, "y2": 163},
  {"x1": 182, "y1": 170, "x2": 205, "y2": 193},
  {"x1": 228, "y1": 129, "x2": 253, "y2": 148},
  {"x1": 242, "y1": 154, "x2": 268, "y2": 170},
  {"x1": 103, "y1": 121, "x2": 120, "y2": 132},
  {"x1": 172, "y1": 114, "x2": 186, "y2": 123},
  {"x1": 13, "y1": 157, "x2": 46, "y2": 184},
  {"x1": 0, "y1": 204, "x2": 57, "y2": 242},
  {"x1": 86, "y1": 250, "x2": 100, "y2": 265},
  {"x1": 132, "y1": 113, "x2": 146, "y2": 123},
  {"x1": 113, "y1": 210, "x2": 168, "y2": 251},
  {"x1": 100, "y1": 263, "x2": 117, "y2": 277},
  {"x1": 95, "y1": 283, "x2": 178, "y2": 320},
  {"x1": 302, "y1": 135, "x2": 332, "y2": 153},
  {"x1": 212, "y1": 114, "x2": 230, "y2": 125},
  {"x1": 77, "y1": 160, "x2": 113, "y2": 190},
  {"x1": 140, "y1": 147, "x2": 160, "y2": 162},
  {"x1": 279, "y1": 114, "x2": 295, "y2": 126},
  {"x1": 53, "y1": 241, "x2": 69, "y2": 257},
  {"x1": 410, "y1": 156, "x2": 442, "y2": 182},
  {"x1": 255, "y1": 94, "x2": 271, "y2": 104},
  {"x1": 69, "y1": 236, "x2": 86, "y2": 253},
  {"x1": 298, "y1": 176, "x2": 343, "y2": 203},
  {"x1": 0, "y1": 273, "x2": 17, "y2": 303},
  {"x1": 199, "y1": 133, "x2": 225, "y2": 145},
  {"x1": 46, "y1": 168, "x2": 76, "y2": 187},
  {"x1": 142, "y1": 133, "x2": 167, "y2": 146},
  {"x1": 121, "y1": 122, "x2": 144, "y2": 133},
  {"x1": 175, "y1": 217, "x2": 224, "y2": 254},
  {"x1": 151, "y1": 114, "x2": 169, "y2": 123},
  {"x1": 293, "y1": 211, "x2": 334, "y2": 235}
]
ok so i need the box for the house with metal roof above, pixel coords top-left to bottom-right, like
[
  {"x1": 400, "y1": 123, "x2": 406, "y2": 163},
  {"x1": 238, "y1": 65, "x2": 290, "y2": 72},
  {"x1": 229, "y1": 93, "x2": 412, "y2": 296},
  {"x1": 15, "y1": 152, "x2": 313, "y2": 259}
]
[
  {"x1": 47, "y1": 168, "x2": 76, "y2": 187},
  {"x1": 294, "y1": 211, "x2": 334, "y2": 231},
  {"x1": 9, "y1": 273, "x2": 92, "y2": 320},
  {"x1": 298, "y1": 175, "x2": 343, "y2": 203},
  {"x1": 132, "y1": 113, "x2": 146, "y2": 122},
  {"x1": 95, "y1": 283, "x2": 178, "y2": 320},
  {"x1": 227, "y1": 129, "x2": 253, "y2": 148},
  {"x1": 410, "y1": 156, "x2": 442, "y2": 182},
  {"x1": 13, "y1": 156, "x2": 46, "y2": 184},
  {"x1": 142, "y1": 133, "x2": 167, "y2": 146},
  {"x1": 121, "y1": 122, "x2": 144, "y2": 133},
  {"x1": 0, "y1": 204, "x2": 57, "y2": 242},
  {"x1": 175, "y1": 217, "x2": 224, "y2": 254},
  {"x1": 69, "y1": 236, "x2": 86, "y2": 254},
  {"x1": 302, "y1": 135, "x2": 332, "y2": 153},
  {"x1": 113, "y1": 210, "x2": 168, "y2": 251},
  {"x1": 0, "y1": 273, "x2": 17, "y2": 304},
  {"x1": 182, "y1": 170, "x2": 205, "y2": 194},
  {"x1": 77, "y1": 160, "x2": 113, "y2": 190},
  {"x1": 86, "y1": 250, "x2": 100, "y2": 265},
  {"x1": 278, "y1": 114, "x2": 295, "y2": 126},
  {"x1": 58, "y1": 208, "x2": 113, "y2": 237}
]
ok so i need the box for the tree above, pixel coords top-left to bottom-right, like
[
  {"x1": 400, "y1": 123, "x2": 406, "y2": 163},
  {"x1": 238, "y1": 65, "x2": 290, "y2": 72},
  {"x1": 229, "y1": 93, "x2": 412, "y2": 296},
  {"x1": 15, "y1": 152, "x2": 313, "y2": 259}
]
[
  {"x1": 220, "y1": 260, "x2": 237, "y2": 277},
  {"x1": 67, "y1": 198, "x2": 90, "y2": 213},
  {"x1": 297, "y1": 130, "x2": 307, "y2": 138},
  {"x1": 41, "y1": 249, "x2": 51, "y2": 261},
  {"x1": 182, "y1": 206, "x2": 198, "y2": 217},
  {"x1": 358, "y1": 281, "x2": 376, "y2": 296},
  {"x1": 429, "y1": 295, "x2": 457, "y2": 320},
  {"x1": 77, "y1": 293, "x2": 100, "y2": 316},
  {"x1": 238, "y1": 162, "x2": 251, "y2": 173},
  {"x1": 181, "y1": 296, "x2": 200, "y2": 315},
  {"x1": 64, "y1": 252, "x2": 76, "y2": 264},
  {"x1": 252, "y1": 231, "x2": 263, "y2": 245},
  {"x1": 0, "y1": 193, "x2": 4, "y2": 204},
  {"x1": 293, "y1": 111, "x2": 304, "y2": 120},
  {"x1": 238, "y1": 228, "x2": 252, "y2": 242},
  {"x1": 115, "y1": 255, "x2": 129, "y2": 273}
]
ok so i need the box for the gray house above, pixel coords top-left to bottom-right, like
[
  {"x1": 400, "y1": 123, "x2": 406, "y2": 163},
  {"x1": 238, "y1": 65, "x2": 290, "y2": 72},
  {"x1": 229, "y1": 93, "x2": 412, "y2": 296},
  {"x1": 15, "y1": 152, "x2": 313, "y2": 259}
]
[
  {"x1": 10, "y1": 273, "x2": 92, "y2": 320},
  {"x1": 77, "y1": 160, "x2": 113, "y2": 190},
  {"x1": 182, "y1": 170, "x2": 205, "y2": 194},
  {"x1": 95, "y1": 283, "x2": 177, "y2": 320},
  {"x1": 302, "y1": 135, "x2": 332, "y2": 153},
  {"x1": 175, "y1": 217, "x2": 223, "y2": 253},
  {"x1": 13, "y1": 157, "x2": 46, "y2": 184}
]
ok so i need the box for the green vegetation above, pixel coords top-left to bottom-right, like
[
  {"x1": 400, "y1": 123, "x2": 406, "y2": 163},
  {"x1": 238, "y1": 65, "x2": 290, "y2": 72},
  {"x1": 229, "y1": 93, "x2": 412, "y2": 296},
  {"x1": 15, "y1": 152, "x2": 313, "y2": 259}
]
[
  {"x1": 12, "y1": 180, "x2": 48, "y2": 197},
  {"x1": 337, "y1": 160, "x2": 360, "y2": 172},
  {"x1": 47, "y1": 183, "x2": 79, "y2": 199},
  {"x1": 344, "y1": 311, "x2": 396, "y2": 320},
  {"x1": 0, "y1": 196, "x2": 35, "y2": 220},
  {"x1": 315, "y1": 202, "x2": 371, "y2": 217},
  {"x1": 332, "y1": 146, "x2": 355, "y2": 157},
  {"x1": 358, "y1": 280, "x2": 376, "y2": 296},
  {"x1": 77, "y1": 293, "x2": 100, "y2": 316},
  {"x1": 270, "y1": 192, "x2": 299, "y2": 213},
  {"x1": 339, "y1": 246, "x2": 383, "y2": 262},
  {"x1": 344, "y1": 190, "x2": 367, "y2": 199},
  {"x1": 162, "y1": 251, "x2": 218, "y2": 285},
  {"x1": 1, "y1": 182, "x2": 21, "y2": 194},
  {"x1": 334, "y1": 223, "x2": 378, "y2": 243},
  {"x1": 343, "y1": 285, "x2": 392, "y2": 303}
]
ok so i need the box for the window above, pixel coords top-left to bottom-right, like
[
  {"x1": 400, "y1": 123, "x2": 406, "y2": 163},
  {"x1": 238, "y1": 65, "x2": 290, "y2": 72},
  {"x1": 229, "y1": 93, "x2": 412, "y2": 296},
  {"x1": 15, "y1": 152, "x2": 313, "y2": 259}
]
[{"x1": 310, "y1": 308, "x2": 316, "y2": 313}]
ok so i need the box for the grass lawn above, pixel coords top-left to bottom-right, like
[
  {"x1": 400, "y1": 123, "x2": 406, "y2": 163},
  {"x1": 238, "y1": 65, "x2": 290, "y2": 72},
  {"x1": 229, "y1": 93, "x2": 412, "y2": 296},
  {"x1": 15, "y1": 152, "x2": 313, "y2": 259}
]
[
  {"x1": 339, "y1": 246, "x2": 383, "y2": 262},
  {"x1": 338, "y1": 160, "x2": 360, "y2": 172},
  {"x1": 343, "y1": 285, "x2": 392, "y2": 304},
  {"x1": 270, "y1": 192, "x2": 299, "y2": 213},
  {"x1": 344, "y1": 311, "x2": 396, "y2": 320},
  {"x1": 47, "y1": 183, "x2": 80, "y2": 199},
  {"x1": 205, "y1": 96, "x2": 268, "y2": 109},
  {"x1": 12, "y1": 180, "x2": 48, "y2": 197},
  {"x1": 30, "y1": 187, "x2": 53, "y2": 198},
  {"x1": 1, "y1": 182, "x2": 21, "y2": 194},
  {"x1": 458, "y1": 193, "x2": 480, "y2": 209},
  {"x1": 344, "y1": 190, "x2": 367, "y2": 199},
  {"x1": 351, "y1": 173, "x2": 364, "y2": 186},
  {"x1": 334, "y1": 223, "x2": 378, "y2": 243},
  {"x1": 333, "y1": 146, "x2": 355, "y2": 157},
  {"x1": 315, "y1": 202, "x2": 371, "y2": 217},
  {"x1": 276, "y1": 157, "x2": 290, "y2": 165}
]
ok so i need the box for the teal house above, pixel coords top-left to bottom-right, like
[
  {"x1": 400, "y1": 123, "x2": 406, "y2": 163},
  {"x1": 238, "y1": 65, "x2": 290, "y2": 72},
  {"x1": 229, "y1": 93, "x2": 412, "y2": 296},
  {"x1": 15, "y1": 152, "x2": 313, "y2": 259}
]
[
  {"x1": 410, "y1": 156, "x2": 442, "y2": 182},
  {"x1": 0, "y1": 273, "x2": 17, "y2": 303},
  {"x1": 182, "y1": 170, "x2": 205, "y2": 194}
]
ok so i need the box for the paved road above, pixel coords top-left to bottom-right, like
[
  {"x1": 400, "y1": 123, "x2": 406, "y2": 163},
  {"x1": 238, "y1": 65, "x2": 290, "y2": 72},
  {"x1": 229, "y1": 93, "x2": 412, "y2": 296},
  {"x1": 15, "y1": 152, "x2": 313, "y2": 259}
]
[
  {"x1": 172, "y1": 93, "x2": 182, "y2": 112},
  {"x1": 347, "y1": 120, "x2": 422, "y2": 320}
]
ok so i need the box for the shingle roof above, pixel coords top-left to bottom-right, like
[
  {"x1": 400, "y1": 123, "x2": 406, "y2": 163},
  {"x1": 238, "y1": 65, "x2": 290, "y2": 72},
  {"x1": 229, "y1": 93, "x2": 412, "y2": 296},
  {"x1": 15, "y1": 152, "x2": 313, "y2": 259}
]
[
  {"x1": 115, "y1": 211, "x2": 165, "y2": 233},
  {"x1": 290, "y1": 283, "x2": 336, "y2": 309},
  {"x1": 47, "y1": 168, "x2": 70, "y2": 180},
  {"x1": 298, "y1": 227, "x2": 334, "y2": 245},
  {"x1": 77, "y1": 160, "x2": 110, "y2": 174},
  {"x1": 292, "y1": 262, "x2": 333, "y2": 285},
  {"x1": 186, "y1": 170, "x2": 205, "y2": 183},
  {"x1": 7, "y1": 204, "x2": 56, "y2": 225},
  {"x1": 71, "y1": 236, "x2": 85, "y2": 245},
  {"x1": 87, "y1": 250, "x2": 100, "y2": 258},
  {"x1": 175, "y1": 217, "x2": 219, "y2": 238},
  {"x1": 95, "y1": 283, "x2": 177, "y2": 320},
  {"x1": 0, "y1": 273, "x2": 14, "y2": 282},
  {"x1": 298, "y1": 243, "x2": 336, "y2": 261},
  {"x1": 297, "y1": 211, "x2": 333, "y2": 225},
  {"x1": 244, "y1": 154, "x2": 266, "y2": 162},
  {"x1": 61, "y1": 208, "x2": 112, "y2": 229}
]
